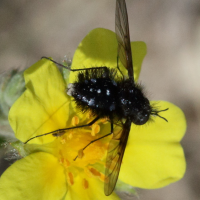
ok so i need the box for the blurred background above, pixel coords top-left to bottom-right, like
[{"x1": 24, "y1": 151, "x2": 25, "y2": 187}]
[{"x1": 0, "y1": 0, "x2": 200, "y2": 199}]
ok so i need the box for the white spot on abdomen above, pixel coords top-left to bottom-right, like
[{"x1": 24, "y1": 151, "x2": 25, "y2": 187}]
[
  {"x1": 97, "y1": 89, "x2": 101, "y2": 93},
  {"x1": 88, "y1": 98, "x2": 95, "y2": 106},
  {"x1": 106, "y1": 89, "x2": 110, "y2": 96}
]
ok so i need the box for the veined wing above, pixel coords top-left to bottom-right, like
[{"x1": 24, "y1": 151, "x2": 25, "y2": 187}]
[
  {"x1": 115, "y1": 0, "x2": 134, "y2": 79},
  {"x1": 104, "y1": 119, "x2": 131, "y2": 196}
]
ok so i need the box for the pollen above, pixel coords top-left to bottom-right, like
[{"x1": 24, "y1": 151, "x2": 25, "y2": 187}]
[
  {"x1": 91, "y1": 124, "x2": 100, "y2": 136},
  {"x1": 72, "y1": 116, "x2": 79, "y2": 126},
  {"x1": 82, "y1": 178, "x2": 89, "y2": 189},
  {"x1": 67, "y1": 172, "x2": 74, "y2": 186}
]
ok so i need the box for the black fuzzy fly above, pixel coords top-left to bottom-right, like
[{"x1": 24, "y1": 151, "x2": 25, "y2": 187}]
[
  {"x1": 67, "y1": 67, "x2": 152, "y2": 125},
  {"x1": 25, "y1": 0, "x2": 168, "y2": 196}
]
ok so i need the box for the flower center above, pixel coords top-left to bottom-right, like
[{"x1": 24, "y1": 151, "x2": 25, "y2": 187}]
[{"x1": 57, "y1": 115, "x2": 111, "y2": 189}]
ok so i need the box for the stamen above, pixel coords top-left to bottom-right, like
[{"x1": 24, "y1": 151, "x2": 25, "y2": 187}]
[
  {"x1": 72, "y1": 116, "x2": 79, "y2": 126},
  {"x1": 64, "y1": 159, "x2": 70, "y2": 167},
  {"x1": 91, "y1": 124, "x2": 100, "y2": 136},
  {"x1": 59, "y1": 157, "x2": 70, "y2": 168},
  {"x1": 67, "y1": 172, "x2": 74, "y2": 185},
  {"x1": 82, "y1": 178, "x2": 89, "y2": 189},
  {"x1": 88, "y1": 167, "x2": 101, "y2": 177},
  {"x1": 78, "y1": 149, "x2": 84, "y2": 159},
  {"x1": 59, "y1": 157, "x2": 64, "y2": 164},
  {"x1": 86, "y1": 167, "x2": 104, "y2": 182}
]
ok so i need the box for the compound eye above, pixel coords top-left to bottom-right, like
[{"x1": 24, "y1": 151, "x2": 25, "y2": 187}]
[{"x1": 133, "y1": 112, "x2": 149, "y2": 125}]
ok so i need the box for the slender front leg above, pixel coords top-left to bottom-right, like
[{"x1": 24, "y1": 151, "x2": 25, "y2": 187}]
[
  {"x1": 24, "y1": 116, "x2": 100, "y2": 144},
  {"x1": 41, "y1": 57, "x2": 108, "y2": 72}
]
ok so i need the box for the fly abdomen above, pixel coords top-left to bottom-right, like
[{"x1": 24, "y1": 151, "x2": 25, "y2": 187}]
[{"x1": 67, "y1": 68, "x2": 119, "y2": 118}]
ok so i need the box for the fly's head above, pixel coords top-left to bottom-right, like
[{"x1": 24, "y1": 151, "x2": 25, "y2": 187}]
[
  {"x1": 120, "y1": 85, "x2": 151, "y2": 125},
  {"x1": 130, "y1": 96, "x2": 151, "y2": 125}
]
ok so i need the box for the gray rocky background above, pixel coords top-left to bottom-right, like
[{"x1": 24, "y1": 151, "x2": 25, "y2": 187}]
[{"x1": 0, "y1": 0, "x2": 200, "y2": 199}]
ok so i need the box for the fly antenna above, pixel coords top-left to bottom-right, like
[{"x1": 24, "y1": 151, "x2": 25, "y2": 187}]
[{"x1": 151, "y1": 108, "x2": 169, "y2": 122}]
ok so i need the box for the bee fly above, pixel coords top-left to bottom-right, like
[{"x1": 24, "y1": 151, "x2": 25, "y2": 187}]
[{"x1": 25, "y1": 0, "x2": 168, "y2": 196}]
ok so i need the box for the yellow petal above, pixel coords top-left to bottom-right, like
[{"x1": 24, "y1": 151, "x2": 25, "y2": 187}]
[
  {"x1": 120, "y1": 101, "x2": 186, "y2": 188},
  {"x1": 65, "y1": 173, "x2": 120, "y2": 200},
  {"x1": 9, "y1": 58, "x2": 70, "y2": 144},
  {"x1": 0, "y1": 152, "x2": 67, "y2": 200},
  {"x1": 70, "y1": 28, "x2": 146, "y2": 83}
]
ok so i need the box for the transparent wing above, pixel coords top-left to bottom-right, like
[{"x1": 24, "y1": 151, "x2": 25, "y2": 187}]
[
  {"x1": 104, "y1": 119, "x2": 131, "y2": 196},
  {"x1": 115, "y1": 0, "x2": 134, "y2": 79}
]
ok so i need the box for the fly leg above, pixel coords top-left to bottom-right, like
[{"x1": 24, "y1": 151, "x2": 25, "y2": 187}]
[
  {"x1": 24, "y1": 116, "x2": 100, "y2": 144},
  {"x1": 41, "y1": 57, "x2": 108, "y2": 72}
]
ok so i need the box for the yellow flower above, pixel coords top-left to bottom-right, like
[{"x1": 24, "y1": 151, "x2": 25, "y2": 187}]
[{"x1": 0, "y1": 28, "x2": 186, "y2": 200}]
